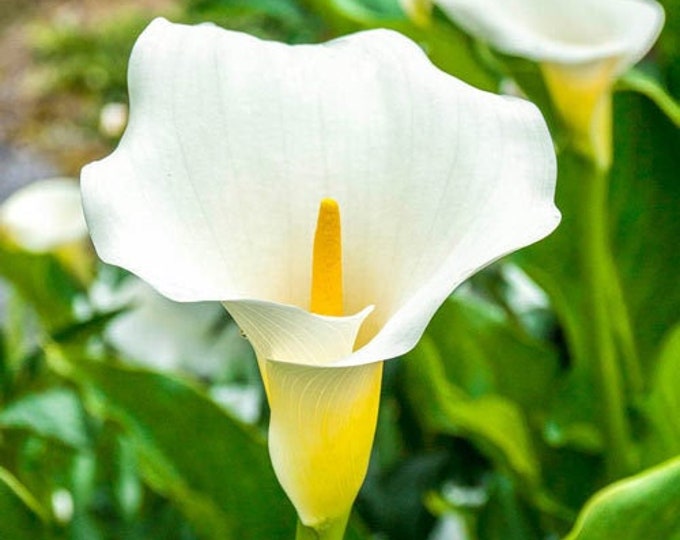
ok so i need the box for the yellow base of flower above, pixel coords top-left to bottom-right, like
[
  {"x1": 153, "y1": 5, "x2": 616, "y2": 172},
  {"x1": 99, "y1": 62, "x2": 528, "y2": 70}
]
[
  {"x1": 267, "y1": 360, "x2": 383, "y2": 528},
  {"x1": 542, "y1": 60, "x2": 616, "y2": 169}
]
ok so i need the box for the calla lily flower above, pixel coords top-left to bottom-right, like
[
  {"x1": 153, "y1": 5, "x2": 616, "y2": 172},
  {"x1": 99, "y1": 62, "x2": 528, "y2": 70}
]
[
  {"x1": 0, "y1": 178, "x2": 87, "y2": 253},
  {"x1": 90, "y1": 275, "x2": 237, "y2": 377},
  {"x1": 90, "y1": 274, "x2": 261, "y2": 421},
  {"x1": 81, "y1": 18, "x2": 559, "y2": 535},
  {"x1": 0, "y1": 178, "x2": 92, "y2": 281},
  {"x1": 435, "y1": 0, "x2": 665, "y2": 165}
]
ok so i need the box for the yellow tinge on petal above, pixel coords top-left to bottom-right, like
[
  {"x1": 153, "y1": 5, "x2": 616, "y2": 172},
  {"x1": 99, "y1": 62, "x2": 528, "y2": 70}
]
[
  {"x1": 265, "y1": 199, "x2": 383, "y2": 529},
  {"x1": 267, "y1": 361, "x2": 383, "y2": 528},
  {"x1": 541, "y1": 60, "x2": 618, "y2": 168}
]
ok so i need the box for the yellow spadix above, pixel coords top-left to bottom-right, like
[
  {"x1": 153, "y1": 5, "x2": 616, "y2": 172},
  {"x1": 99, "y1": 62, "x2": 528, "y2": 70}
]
[{"x1": 311, "y1": 198, "x2": 344, "y2": 316}]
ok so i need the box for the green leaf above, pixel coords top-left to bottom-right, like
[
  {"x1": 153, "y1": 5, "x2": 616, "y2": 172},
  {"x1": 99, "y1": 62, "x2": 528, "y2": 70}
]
[
  {"x1": 0, "y1": 388, "x2": 90, "y2": 449},
  {"x1": 477, "y1": 474, "x2": 542, "y2": 540},
  {"x1": 654, "y1": 0, "x2": 680, "y2": 100},
  {"x1": 186, "y1": 0, "x2": 305, "y2": 22},
  {"x1": 565, "y1": 457, "x2": 680, "y2": 540},
  {"x1": 398, "y1": 17, "x2": 500, "y2": 91},
  {"x1": 617, "y1": 70, "x2": 680, "y2": 127},
  {"x1": 54, "y1": 354, "x2": 295, "y2": 540},
  {"x1": 610, "y1": 91, "x2": 680, "y2": 365},
  {"x1": 541, "y1": 371, "x2": 602, "y2": 454},
  {"x1": 513, "y1": 151, "x2": 592, "y2": 378},
  {"x1": 644, "y1": 324, "x2": 680, "y2": 463},
  {"x1": 423, "y1": 294, "x2": 559, "y2": 410},
  {"x1": 513, "y1": 151, "x2": 621, "y2": 454},
  {"x1": 304, "y1": 0, "x2": 498, "y2": 91},
  {"x1": 0, "y1": 242, "x2": 83, "y2": 330},
  {"x1": 402, "y1": 334, "x2": 540, "y2": 487},
  {"x1": 52, "y1": 307, "x2": 128, "y2": 346},
  {"x1": 0, "y1": 467, "x2": 50, "y2": 539},
  {"x1": 182, "y1": 0, "x2": 323, "y2": 43},
  {"x1": 314, "y1": 0, "x2": 403, "y2": 22}
]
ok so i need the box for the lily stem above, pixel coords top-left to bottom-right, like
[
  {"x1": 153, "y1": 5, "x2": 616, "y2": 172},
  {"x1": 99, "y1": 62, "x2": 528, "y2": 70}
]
[
  {"x1": 584, "y1": 93, "x2": 644, "y2": 401},
  {"x1": 581, "y1": 157, "x2": 634, "y2": 478},
  {"x1": 295, "y1": 515, "x2": 349, "y2": 540}
]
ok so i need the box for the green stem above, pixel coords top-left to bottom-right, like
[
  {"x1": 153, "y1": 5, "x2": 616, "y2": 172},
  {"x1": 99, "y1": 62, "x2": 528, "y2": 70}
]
[
  {"x1": 584, "y1": 93, "x2": 643, "y2": 401},
  {"x1": 295, "y1": 521, "x2": 319, "y2": 540},
  {"x1": 581, "y1": 159, "x2": 633, "y2": 478},
  {"x1": 617, "y1": 69, "x2": 680, "y2": 128},
  {"x1": 295, "y1": 515, "x2": 349, "y2": 540},
  {"x1": 604, "y1": 258, "x2": 644, "y2": 398}
]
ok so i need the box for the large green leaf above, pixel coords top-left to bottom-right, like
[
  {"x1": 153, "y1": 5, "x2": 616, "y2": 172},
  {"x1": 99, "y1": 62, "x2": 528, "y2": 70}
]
[
  {"x1": 0, "y1": 242, "x2": 83, "y2": 330},
  {"x1": 54, "y1": 355, "x2": 295, "y2": 540},
  {"x1": 643, "y1": 324, "x2": 680, "y2": 464},
  {"x1": 0, "y1": 467, "x2": 50, "y2": 539},
  {"x1": 610, "y1": 91, "x2": 680, "y2": 364},
  {"x1": 565, "y1": 457, "x2": 680, "y2": 540},
  {"x1": 402, "y1": 333, "x2": 540, "y2": 487},
  {"x1": 422, "y1": 294, "x2": 559, "y2": 411},
  {"x1": 477, "y1": 473, "x2": 542, "y2": 540},
  {"x1": 0, "y1": 388, "x2": 90, "y2": 449}
]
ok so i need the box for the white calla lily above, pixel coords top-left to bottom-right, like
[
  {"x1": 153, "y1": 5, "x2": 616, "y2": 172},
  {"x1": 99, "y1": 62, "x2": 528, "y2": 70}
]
[
  {"x1": 81, "y1": 18, "x2": 559, "y2": 534},
  {"x1": 0, "y1": 178, "x2": 87, "y2": 253},
  {"x1": 1, "y1": 178, "x2": 92, "y2": 281},
  {"x1": 435, "y1": 0, "x2": 665, "y2": 165}
]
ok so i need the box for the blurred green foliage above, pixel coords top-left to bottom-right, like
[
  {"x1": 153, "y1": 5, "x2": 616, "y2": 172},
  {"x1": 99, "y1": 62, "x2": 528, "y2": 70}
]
[
  {"x1": 29, "y1": 0, "x2": 325, "y2": 106},
  {"x1": 30, "y1": 14, "x2": 147, "y2": 103}
]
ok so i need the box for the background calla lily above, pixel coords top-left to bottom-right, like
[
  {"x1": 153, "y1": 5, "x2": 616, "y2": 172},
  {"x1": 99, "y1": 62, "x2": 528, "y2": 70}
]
[
  {"x1": 81, "y1": 18, "x2": 559, "y2": 534},
  {"x1": 0, "y1": 178, "x2": 87, "y2": 253},
  {"x1": 435, "y1": 0, "x2": 665, "y2": 165},
  {"x1": 90, "y1": 275, "x2": 234, "y2": 377},
  {"x1": 0, "y1": 177, "x2": 93, "y2": 282},
  {"x1": 89, "y1": 274, "x2": 262, "y2": 422}
]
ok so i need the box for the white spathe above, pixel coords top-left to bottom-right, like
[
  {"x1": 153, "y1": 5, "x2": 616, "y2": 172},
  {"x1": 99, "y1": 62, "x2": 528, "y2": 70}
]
[
  {"x1": 434, "y1": 0, "x2": 664, "y2": 73},
  {"x1": 81, "y1": 18, "x2": 560, "y2": 371},
  {"x1": 0, "y1": 178, "x2": 88, "y2": 252}
]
